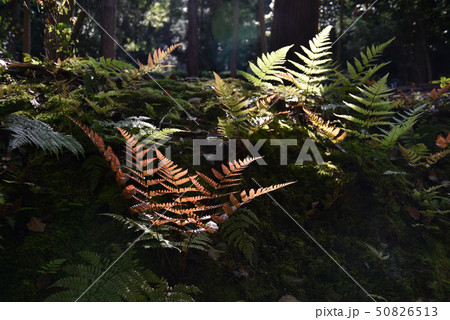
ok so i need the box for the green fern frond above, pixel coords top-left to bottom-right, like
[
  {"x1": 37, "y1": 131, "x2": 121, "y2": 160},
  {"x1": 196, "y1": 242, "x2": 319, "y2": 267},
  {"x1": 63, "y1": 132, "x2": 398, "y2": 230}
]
[
  {"x1": 240, "y1": 45, "x2": 293, "y2": 87},
  {"x1": 38, "y1": 258, "x2": 67, "y2": 274},
  {"x1": 335, "y1": 74, "x2": 395, "y2": 137},
  {"x1": 103, "y1": 214, "x2": 181, "y2": 251},
  {"x1": 221, "y1": 208, "x2": 260, "y2": 265},
  {"x1": 45, "y1": 250, "x2": 199, "y2": 302},
  {"x1": 218, "y1": 117, "x2": 239, "y2": 138},
  {"x1": 4, "y1": 114, "x2": 84, "y2": 157},
  {"x1": 376, "y1": 108, "x2": 423, "y2": 149},
  {"x1": 426, "y1": 149, "x2": 450, "y2": 166},
  {"x1": 285, "y1": 26, "x2": 333, "y2": 97},
  {"x1": 214, "y1": 72, "x2": 253, "y2": 138},
  {"x1": 344, "y1": 38, "x2": 394, "y2": 86},
  {"x1": 399, "y1": 144, "x2": 426, "y2": 166}
]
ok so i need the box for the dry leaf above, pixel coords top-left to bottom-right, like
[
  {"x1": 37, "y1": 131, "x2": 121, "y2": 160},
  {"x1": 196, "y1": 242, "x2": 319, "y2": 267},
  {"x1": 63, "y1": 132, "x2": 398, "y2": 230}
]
[
  {"x1": 27, "y1": 217, "x2": 46, "y2": 232},
  {"x1": 406, "y1": 206, "x2": 421, "y2": 220},
  {"x1": 435, "y1": 133, "x2": 450, "y2": 149}
]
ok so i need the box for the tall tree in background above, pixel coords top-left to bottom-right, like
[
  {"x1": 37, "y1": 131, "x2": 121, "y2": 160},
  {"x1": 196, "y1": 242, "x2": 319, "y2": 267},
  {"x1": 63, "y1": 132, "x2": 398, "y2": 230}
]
[
  {"x1": 187, "y1": 0, "x2": 199, "y2": 76},
  {"x1": 258, "y1": 0, "x2": 267, "y2": 54},
  {"x1": 270, "y1": 0, "x2": 319, "y2": 61},
  {"x1": 101, "y1": 0, "x2": 117, "y2": 59},
  {"x1": 230, "y1": 0, "x2": 240, "y2": 78},
  {"x1": 22, "y1": 0, "x2": 31, "y2": 56}
]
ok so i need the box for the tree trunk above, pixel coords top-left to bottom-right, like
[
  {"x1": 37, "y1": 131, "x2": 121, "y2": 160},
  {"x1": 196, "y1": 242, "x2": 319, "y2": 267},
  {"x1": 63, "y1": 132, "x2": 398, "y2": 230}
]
[
  {"x1": 101, "y1": 0, "x2": 117, "y2": 59},
  {"x1": 187, "y1": 0, "x2": 199, "y2": 76},
  {"x1": 258, "y1": 0, "x2": 267, "y2": 54},
  {"x1": 22, "y1": 0, "x2": 31, "y2": 57},
  {"x1": 270, "y1": 0, "x2": 319, "y2": 61},
  {"x1": 230, "y1": 0, "x2": 240, "y2": 78},
  {"x1": 336, "y1": 0, "x2": 344, "y2": 64}
]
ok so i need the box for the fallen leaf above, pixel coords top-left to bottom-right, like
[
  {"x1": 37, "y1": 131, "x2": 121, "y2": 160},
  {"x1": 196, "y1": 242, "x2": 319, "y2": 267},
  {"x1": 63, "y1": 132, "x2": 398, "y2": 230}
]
[
  {"x1": 429, "y1": 88, "x2": 439, "y2": 101},
  {"x1": 27, "y1": 217, "x2": 46, "y2": 232},
  {"x1": 406, "y1": 206, "x2": 421, "y2": 220},
  {"x1": 435, "y1": 133, "x2": 449, "y2": 149}
]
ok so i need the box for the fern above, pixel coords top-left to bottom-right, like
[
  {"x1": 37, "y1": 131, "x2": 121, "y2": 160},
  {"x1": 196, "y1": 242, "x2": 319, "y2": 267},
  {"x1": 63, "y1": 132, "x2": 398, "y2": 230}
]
[
  {"x1": 137, "y1": 43, "x2": 182, "y2": 73},
  {"x1": 425, "y1": 149, "x2": 450, "y2": 166},
  {"x1": 45, "y1": 251, "x2": 199, "y2": 302},
  {"x1": 4, "y1": 114, "x2": 84, "y2": 157},
  {"x1": 399, "y1": 144, "x2": 450, "y2": 167},
  {"x1": 283, "y1": 25, "x2": 334, "y2": 98},
  {"x1": 103, "y1": 213, "x2": 181, "y2": 251},
  {"x1": 241, "y1": 26, "x2": 334, "y2": 103},
  {"x1": 214, "y1": 73, "x2": 277, "y2": 138},
  {"x1": 240, "y1": 45, "x2": 293, "y2": 87},
  {"x1": 38, "y1": 258, "x2": 67, "y2": 274},
  {"x1": 121, "y1": 129, "x2": 295, "y2": 234},
  {"x1": 335, "y1": 74, "x2": 396, "y2": 139},
  {"x1": 303, "y1": 107, "x2": 346, "y2": 143},
  {"x1": 375, "y1": 105, "x2": 425, "y2": 149},
  {"x1": 70, "y1": 119, "x2": 294, "y2": 235},
  {"x1": 84, "y1": 91, "x2": 125, "y2": 115},
  {"x1": 214, "y1": 72, "x2": 253, "y2": 138},
  {"x1": 221, "y1": 208, "x2": 260, "y2": 265},
  {"x1": 67, "y1": 115, "x2": 126, "y2": 185},
  {"x1": 399, "y1": 144, "x2": 425, "y2": 166},
  {"x1": 93, "y1": 116, "x2": 182, "y2": 146},
  {"x1": 340, "y1": 38, "x2": 394, "y2": 87}
]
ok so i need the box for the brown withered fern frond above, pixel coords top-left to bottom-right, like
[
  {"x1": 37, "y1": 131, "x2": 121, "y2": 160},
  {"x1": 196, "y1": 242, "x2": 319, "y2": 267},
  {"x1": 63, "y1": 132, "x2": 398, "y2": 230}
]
[
  {"x1": 67, "y1": 115, "x2": 126, "y2": 185},
  {"x1": 137, "y1": 43, "x2": 182, "y2": 73},
  {"x1": 303, "y1": 107, "x2": 346, "y2": 143},
  {"x1": 70, "y1": 119, "x2": 294, "y2": 234},
  {"x1": 119, "y1": 127, "x2": 295, "y2": 233}
]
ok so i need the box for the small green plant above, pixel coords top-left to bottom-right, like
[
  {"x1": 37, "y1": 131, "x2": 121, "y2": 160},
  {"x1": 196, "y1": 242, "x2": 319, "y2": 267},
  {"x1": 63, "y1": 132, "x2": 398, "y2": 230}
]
[{"x1": 432, "y1": 76, "x2": 450, "y2": 88}]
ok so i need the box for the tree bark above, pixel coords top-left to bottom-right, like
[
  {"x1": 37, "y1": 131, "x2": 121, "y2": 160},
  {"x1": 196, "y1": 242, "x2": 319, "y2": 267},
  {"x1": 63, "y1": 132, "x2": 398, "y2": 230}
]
[
  {"x1": 22, "y1": 0, "x2": 31, "y2": 57},
  {"x1": 270, "y1": 0, "x2": 320, "y2": 61},
  {"x1": 230, "y1": 0, "x2": 240, "y2": 78},
  {"x1": 187, "y1": 0, "x2": 199, "y2": 76},
  {"x1": 101, "y1": 0, "x2": 117, "y2": 59},
  {"x1": 336, "y1": 0, "x2": 344, "y2": 64},
  {"x1": 258, "y1": 0, "x2": 267, "y2": 54}
]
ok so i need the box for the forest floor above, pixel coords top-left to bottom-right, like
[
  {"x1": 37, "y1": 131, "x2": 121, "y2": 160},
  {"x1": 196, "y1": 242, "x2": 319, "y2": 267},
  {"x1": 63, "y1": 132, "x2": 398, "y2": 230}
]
[{"x1": 0, "y1": 59, "x2": 449, "y2": 302}]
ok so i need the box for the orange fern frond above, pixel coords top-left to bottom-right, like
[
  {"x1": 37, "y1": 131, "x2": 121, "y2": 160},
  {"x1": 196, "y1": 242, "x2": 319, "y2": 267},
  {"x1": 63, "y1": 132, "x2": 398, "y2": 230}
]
[
  {"x1": 137, "y1": 43, "x2": 182, "y2": 72},
  {"x1": 67, "y1": 115, "x2": 126, "y2": 185},
  {"x1": 67, "y1": 115, "x2": 106, "y2": 152},
  {"x1": 71, "y1": 119, "x2": 294, "y2": 234},
  {"x1": 223, "y1": 182, "x2": 296, "y2": 215}
]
